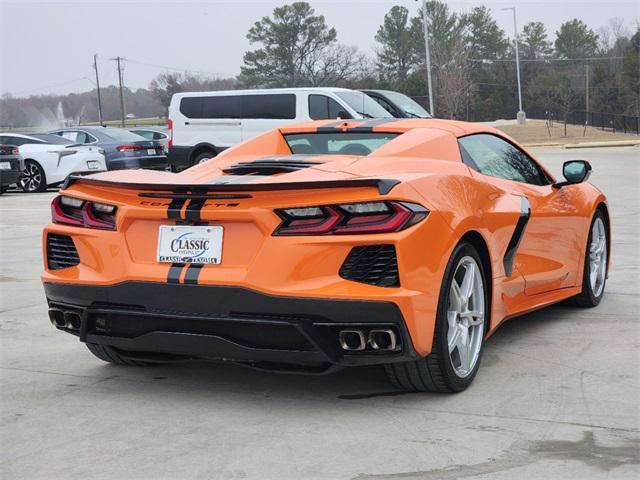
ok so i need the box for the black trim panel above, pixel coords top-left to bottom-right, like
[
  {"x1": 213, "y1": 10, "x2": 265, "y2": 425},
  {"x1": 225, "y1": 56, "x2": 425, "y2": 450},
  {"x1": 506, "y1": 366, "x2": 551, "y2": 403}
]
[
  {"x1": 503, "y1": 196, "x2": 531, "y2": 276},
  {"x1": 44, "y1": 281, "x2": 419, "y2": 368},
  {"x1": 62, "y1": 176, "x2": 401, "y2": 196}
]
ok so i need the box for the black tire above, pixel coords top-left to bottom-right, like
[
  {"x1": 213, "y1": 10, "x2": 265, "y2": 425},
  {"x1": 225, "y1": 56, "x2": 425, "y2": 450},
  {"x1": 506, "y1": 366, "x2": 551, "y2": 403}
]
[
  {"x1": 19, "y1": 160, "x2": 47, "y2": 193},
  {"x1": 568, "y1": 210, "x2": 608, "y2": 308},
  {"x1": 192, "y1": 151, "x2": 216, "y2": 166},
  {"x1": 86, "y1": 343, "x2": 155, "y2": 366},
  {"x1": 385, "y1": 242, "x2": 488, "y2": 393}
]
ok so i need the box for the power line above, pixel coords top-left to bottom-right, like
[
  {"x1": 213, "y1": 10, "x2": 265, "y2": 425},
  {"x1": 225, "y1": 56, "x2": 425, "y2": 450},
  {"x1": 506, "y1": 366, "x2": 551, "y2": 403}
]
[
  {"x1": 470, "y1": 56, "x2": 624, "y2": 63},
  {"x1": 125, "y1": 58, "x2": 236, "y2": 78}
]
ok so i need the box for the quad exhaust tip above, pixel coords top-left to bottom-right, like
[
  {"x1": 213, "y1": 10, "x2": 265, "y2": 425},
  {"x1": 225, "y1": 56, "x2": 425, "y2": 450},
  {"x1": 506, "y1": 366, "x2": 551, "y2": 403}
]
[
  {"x1": 339, "y1": 330, "x2": 367, "y2": 351},
  {"x1": 338, "y1": 328, "x2": 399, "y2": 352},
  {"x1": 48, "y1": 309, "x2": 81, "y2": 330},
  {"x1": 369, "y1": 329, "x2": 397, "y2": 351}
]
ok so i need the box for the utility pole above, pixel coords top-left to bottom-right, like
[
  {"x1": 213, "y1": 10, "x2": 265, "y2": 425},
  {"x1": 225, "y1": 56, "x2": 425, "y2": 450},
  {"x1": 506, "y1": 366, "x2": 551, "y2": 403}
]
[
  {"x1": 503, "y1": 7, "x2": 525, "y2": 124},
  {"x1": 93, "y1": 54, "x2": 104, "y2": 126},
  {"x1": 418, "y1": 0, "x2": 435, "y2": 116},
  {"x1": 111, "y1": 56, "x2": 126, "y2": 127},
  {"x1": 583, "y1": 64, "x2": 590, "y2": 136}
]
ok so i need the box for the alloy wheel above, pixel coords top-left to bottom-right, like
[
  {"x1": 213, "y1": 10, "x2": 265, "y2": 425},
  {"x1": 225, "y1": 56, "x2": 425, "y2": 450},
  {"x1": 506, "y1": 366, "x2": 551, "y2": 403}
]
[
  {"x1": 589, "y1": 217, "x2": 607, "y2": 297},
  {"x1": 447, "y1": 256, "x2": 485, "y2": 378},
  {"x1": 20, "y1": 162, "x2": 42, "y2": 192}
]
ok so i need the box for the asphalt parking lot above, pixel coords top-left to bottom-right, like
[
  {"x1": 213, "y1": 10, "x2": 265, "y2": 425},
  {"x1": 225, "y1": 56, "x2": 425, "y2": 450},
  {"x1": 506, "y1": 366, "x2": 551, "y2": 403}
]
[{"x1": 1, "y1": 147, "x2": 638, "y2": 479}]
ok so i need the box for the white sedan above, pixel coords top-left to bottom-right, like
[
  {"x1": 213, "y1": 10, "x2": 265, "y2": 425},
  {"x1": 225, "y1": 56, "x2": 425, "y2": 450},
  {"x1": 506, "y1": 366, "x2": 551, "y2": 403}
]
[{"x1": 0, "y1": 133, "x2": 107, "y2": 192}]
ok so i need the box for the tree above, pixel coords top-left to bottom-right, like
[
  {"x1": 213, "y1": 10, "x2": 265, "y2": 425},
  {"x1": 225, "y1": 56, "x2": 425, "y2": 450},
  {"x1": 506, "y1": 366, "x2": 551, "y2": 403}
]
[
  {"x1": 412, "y1": 1, "x2": 471, "y2": 119},
  {"x1": 240, "y1": 2, "x2": 340, "y2": 87},
  {"x1": 466, "y1": 6, "x2": 509, "y2": 60},
  {"x1": 374, "y1": 6, "x2": 418, "y2": 85},
  {"x1": 555, "y1": 19, "x2": 599, "y2": 58},
  {"x1": 622, "y1": 29, "x2": 640, "y2": 115},
  {"x1": 520, "y1": 22, "x2": 553, "y2": 59}
]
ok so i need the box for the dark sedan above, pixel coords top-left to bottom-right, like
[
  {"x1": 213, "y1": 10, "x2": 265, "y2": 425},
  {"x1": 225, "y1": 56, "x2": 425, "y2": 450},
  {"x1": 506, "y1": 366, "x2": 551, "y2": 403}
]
[
  {"x1": 49, "y1": 127, "x2": 167, "y2": 171},
  {"x1": 361, "y1": 90, "x2": 432, "y2": 118},
  {"x1": 0, "y1": 144, "x2": 24, "y2": 193}
]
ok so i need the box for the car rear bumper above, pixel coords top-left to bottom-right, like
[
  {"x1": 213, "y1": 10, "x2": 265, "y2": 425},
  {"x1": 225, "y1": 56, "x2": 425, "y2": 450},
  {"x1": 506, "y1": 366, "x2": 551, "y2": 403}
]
[
  {"x1": 107, "y1": 156, "x2": 168, "y2": 171},
  {"x1": 44, "y1": 281, "x2": 419, "y2": 372},
  {"x1": 0, "y1": 170, "x2": 21, "y2": 187}
]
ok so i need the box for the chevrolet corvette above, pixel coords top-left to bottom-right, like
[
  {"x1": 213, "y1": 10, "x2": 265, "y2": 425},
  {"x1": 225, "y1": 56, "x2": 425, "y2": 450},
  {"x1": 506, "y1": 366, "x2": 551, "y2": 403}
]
[{"x1": 42, "y1": 118, "x2": 610, "y2": 392}]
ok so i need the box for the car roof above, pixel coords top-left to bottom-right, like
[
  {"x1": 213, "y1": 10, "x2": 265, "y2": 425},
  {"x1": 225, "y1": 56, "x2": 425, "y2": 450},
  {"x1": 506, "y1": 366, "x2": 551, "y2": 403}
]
[
  {"x1": 173, "y1": 87, "x2": 356, "y2": 98},
  {"x1": 0, "y1": 133, "x2": 38, "y2": 139}
]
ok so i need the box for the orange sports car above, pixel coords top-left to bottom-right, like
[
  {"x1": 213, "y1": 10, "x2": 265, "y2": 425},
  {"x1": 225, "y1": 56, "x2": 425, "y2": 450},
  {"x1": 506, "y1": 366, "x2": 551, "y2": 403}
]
[{"x1": 42, "y1": 119, "x2": 610, "y2": 392}]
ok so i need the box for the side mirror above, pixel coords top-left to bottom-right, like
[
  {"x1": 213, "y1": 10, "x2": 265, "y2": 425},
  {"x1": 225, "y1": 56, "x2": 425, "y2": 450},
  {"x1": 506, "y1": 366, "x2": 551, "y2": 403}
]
[
  {"x1": 337, "y1": 110, "x2": 352, "y2": 120},
  {"x1": 554, "y1": 160, "x2": 592, "y2": 188}
]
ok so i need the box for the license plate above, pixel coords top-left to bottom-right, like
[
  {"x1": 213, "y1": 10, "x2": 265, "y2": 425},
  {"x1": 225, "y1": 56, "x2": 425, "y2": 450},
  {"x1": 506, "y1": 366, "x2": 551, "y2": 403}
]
[
  {"x1": 157, "y1": 225, "x2": 223, "y2": 264},
  {"x1": 0, "y1": 162, "x2": 10, "y2": 170},
  {"x1": 147, "y1": 148, "x2": 156, "y2": 155}
]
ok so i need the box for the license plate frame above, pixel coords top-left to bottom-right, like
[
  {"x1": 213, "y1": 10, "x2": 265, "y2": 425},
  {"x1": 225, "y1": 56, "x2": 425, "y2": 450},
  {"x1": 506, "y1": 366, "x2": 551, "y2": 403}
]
[{"x1": 157, "y1": 225, "x2": 223, "y2": 264}]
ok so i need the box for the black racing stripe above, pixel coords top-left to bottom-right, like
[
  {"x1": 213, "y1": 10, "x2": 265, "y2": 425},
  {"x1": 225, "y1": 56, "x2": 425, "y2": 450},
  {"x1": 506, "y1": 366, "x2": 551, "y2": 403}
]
[
  {"x1": 185, "y1": 198, "x2": 207, "y2": 223},
  {"x1": 183, "y1": 264, "x2": 205, "y2": 285},
  {"x1": 503, "y1": 196, "x2": 531, "y2": 277},
  {"x1": 167, "y1": 197, "x2": 187, "y2": 220},
  {"x1": 167, "y1": 263, "x2": 186, "y2": 284},
  {"x1": 347, "y1": 117, "x2": 403, "y2": 133}
]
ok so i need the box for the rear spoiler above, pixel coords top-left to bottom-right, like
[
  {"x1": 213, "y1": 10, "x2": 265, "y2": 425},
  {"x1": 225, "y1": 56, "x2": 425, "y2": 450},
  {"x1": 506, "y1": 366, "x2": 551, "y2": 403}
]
[{"x1": 62, "y1": 176, "x2": 400, "y2": 195}]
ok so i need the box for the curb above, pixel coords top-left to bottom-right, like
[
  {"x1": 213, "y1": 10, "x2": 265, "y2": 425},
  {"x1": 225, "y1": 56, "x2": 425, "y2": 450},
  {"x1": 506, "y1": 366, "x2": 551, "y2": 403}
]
[
  {"x1": 563, "y1": 140, "x2": 640, "y2": 149},
  {"x1": 522, "y1": 142, "x2": 564, "y2": 148}
]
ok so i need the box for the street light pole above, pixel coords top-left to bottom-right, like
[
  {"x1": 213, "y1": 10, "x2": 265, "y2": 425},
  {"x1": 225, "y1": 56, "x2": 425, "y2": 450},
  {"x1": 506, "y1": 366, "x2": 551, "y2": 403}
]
[
  {"x1": 503, "y1": 7, "x2": 525, "y2": 124},
  {"x1": 419, "y1": 0, "x2": 435, "y2": 116}
]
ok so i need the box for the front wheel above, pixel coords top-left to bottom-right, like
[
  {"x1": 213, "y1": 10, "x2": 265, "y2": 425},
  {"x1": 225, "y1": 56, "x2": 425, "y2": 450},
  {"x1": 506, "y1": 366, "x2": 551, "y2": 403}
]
[
  {"x1": 385, "y1": 242, "x2": 488, "y2": 393},
  {"x1": 19, "y1": 160, "x2": 47, "y2": 192},
  {"x1": 569, "y1": 210, "x2": 608, "y2": 307}
]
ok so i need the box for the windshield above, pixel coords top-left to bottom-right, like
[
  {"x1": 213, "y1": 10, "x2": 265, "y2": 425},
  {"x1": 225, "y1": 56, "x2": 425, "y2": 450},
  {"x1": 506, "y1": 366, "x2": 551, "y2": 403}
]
[
  {"x1": 284, "y1": 132, "x2": 398, "y2": 156},
  {"x1": 29, "y1": 133, "x2": 73, "y2": 144},
  {"x1": 334, "y1": 91, "x2": 393, "y2": 119},
  {"x1": 383, "y1": 91, "x2": 431, "y2": 118},
  {"x1": 101, "y1": 129, "x2": 146, "y2": 142}
]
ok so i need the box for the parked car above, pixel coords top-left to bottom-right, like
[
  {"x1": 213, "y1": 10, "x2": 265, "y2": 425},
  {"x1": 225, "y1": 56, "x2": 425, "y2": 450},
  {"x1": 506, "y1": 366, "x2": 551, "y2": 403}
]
[
  {"x1": 0, "y1": 133, "x2": 106, "y2": 192},
  {"x1": 129, "y1": 128, "x2": 169, "y2": 152},
  {"x1": 362, "y1": 90, "x2": 432, "y2": 118},
  {"x1": 49, "y1": 127, "x2": 168, "y2": 171},
  {"x1": 0, "y1": 144, "x2": 24, "y2": 194},
  {"x1": 167, "y1": 87, "x2": 393, "y2": 171},
  {"x1": 42, "y1": 118, "x2": 609, "y2": 393}
]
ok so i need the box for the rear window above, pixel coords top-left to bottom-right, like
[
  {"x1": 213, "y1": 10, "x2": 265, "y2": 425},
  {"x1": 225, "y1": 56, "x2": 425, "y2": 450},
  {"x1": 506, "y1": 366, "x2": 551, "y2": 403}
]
[
  {"x1": 180, "y1": 94, "x2": 296, "y2": 120},
  {"x1": 284, "y1": 132, "x2": 398, "y2": 156},
  {"x1": 101, "y1": 129, "x2": 146, "y2": 142}
]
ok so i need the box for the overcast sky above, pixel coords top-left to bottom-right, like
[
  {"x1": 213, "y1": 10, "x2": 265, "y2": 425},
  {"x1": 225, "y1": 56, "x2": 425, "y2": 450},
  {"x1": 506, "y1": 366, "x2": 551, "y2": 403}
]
[{"x1": 1, "y1": 0, "x2": 638, "y2": 97}]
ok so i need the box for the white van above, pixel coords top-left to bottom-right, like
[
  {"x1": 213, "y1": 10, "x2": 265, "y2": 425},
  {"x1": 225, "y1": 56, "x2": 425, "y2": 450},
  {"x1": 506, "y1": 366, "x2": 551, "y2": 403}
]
[{"x1": 167, "y1": 87, "x2": 392, "y2": 170}]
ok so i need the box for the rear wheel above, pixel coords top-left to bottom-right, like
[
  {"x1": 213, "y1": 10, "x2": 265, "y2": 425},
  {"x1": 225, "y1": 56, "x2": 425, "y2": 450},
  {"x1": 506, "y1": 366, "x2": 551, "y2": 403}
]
[
  {"x1": 19, "y1": 160, "x2": 47, "y2": 193},
  {"x1": 192, "y1": 151, "x2": 216, "y2": 166},
  {"x1": 385, "y1": 242, "x2": 488, "y2": 392},
  {"x1": 569, "y1": 210, "x2": 608, "y2": 307},
  {"x1": 86, "y1": 343, "x2": 156, "y2": 366}
]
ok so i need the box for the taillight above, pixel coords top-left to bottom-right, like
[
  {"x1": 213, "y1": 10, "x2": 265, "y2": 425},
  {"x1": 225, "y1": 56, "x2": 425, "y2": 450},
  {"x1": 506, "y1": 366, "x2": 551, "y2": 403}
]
[
  {"x1": 168, "y1": 119, "x2": 173, "y2": 148},
  {"x1": 116, "y1": 144, "x2": 145, "y2": 152},
  {"x1": 51, "y1": 196, "x2": 117, "y2": 230},
  {"x1": 274, "y1": 201, "x2": 428, "y2": 236}
]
